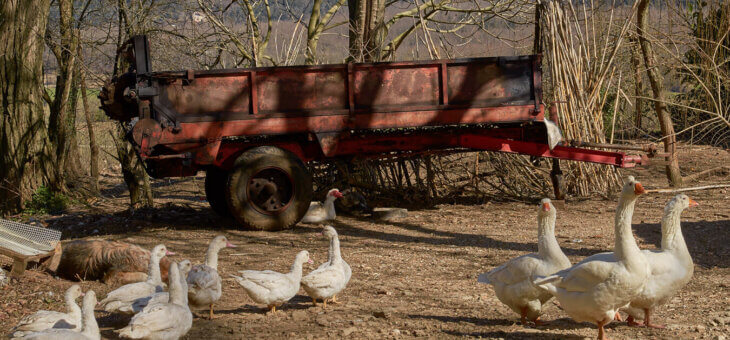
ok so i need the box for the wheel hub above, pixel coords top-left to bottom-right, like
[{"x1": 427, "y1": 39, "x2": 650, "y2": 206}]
[{"x1": 247, "y1": 167, "x2": 294, "y2": 214}]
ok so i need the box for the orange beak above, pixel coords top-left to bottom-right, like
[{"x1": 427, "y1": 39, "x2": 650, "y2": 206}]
[
  {"x1": 542, "y1": 202, "x2": 551, "y2": 211},
  {"x1": 634, "y1": 182, "x2": 645, "y2": 195},
  {"x1": 688, "y1": 198, "x2": 699, "y2": 207}
]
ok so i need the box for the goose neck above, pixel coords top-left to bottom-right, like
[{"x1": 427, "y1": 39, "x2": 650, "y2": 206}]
[
  {"x1": 289, "y1": 258, "x2": 305, "y2": 281},
  {"x1": 65, "y1": 292, "x2": 81, "y2": 317},
  {"x1": 205, "y1": 244, "x2": 221, "y2": 270},
  {"x1": 148, "y1": 254, "x2": 162, "y2": 284},
  {"x1": 81, "y1": 304, "x2": 99, "y2": 339},
  {"x1": 661, "y1": 207, "x2": 691, "y2": 257},
  {"x1": 537, "y1": 215, "x2": 564, "y2": 261},
  {"x1": 168, "y1": 271, "x2": 186, "y2": 306},
  {"x1": 328, "y1": 235, "x2": 342, "y2": 263},
  {"x1": 613, "y1": 196, "x2": 642, "y2": 261}
]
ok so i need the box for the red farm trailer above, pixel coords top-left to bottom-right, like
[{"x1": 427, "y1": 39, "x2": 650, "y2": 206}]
[{"x1": 100, "y1": 35, "x2": 643, "y2": 230}]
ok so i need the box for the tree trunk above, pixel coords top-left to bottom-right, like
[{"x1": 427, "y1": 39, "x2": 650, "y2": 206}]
[
  {"x1": 637, "y1": 0, "x2": 683, "y2": 187},
  {"x1": 348, "y1": 0, "x2": 386, "y2": 62},
  {"x1": 0, "y1": 0, "x2": 53, "y2": 213},
  {"x1": 113, "y1": 124, "x2": 154, "y2": 208},
  {"x1": 79, "y1": 50, "x2": 100, "y2": 194},
  {"x1": 113, "y1": 0, "x2": 154, "y2": 208},
  {"x1": 46, "y1": 0, "x2": 79, "y2": 192}
]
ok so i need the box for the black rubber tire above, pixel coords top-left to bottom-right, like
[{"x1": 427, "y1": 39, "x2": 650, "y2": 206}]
[
  {"x1": 205, "y1": 167, "x2": 231, "y2": 217},
  {"x1": 226, "y1": 146, "x2": 313, "y2": 231}
]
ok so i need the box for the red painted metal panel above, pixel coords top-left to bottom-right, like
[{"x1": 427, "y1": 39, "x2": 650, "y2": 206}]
[
  {"x1": 353, "y1": 65, "x2": 440, "y2": 109},
  {"x1": 161, "y1": 75, "x2": 251, "y2": 115},
  {"x1": 256, "y1": 69, "x2": 347, "y2": 114}
]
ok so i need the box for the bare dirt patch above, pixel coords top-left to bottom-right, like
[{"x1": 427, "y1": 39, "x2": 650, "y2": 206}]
[{"x1": 2, "y1": 144, "x2": 729, "y2": 339}]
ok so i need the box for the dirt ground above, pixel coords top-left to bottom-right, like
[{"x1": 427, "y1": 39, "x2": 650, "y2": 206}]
[{"x1": 1, "y1": 144, "x2": 729, "y2": 339}]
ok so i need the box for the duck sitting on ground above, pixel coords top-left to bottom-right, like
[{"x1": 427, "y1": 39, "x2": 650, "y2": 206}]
[
  {"x1": 301, "y1": 226, "x2": 352, "y2": 308},
  {"x1": 98, "y1": 244, "x2": 173, "y2": 313},
  {"x1": 621, "y1": 194, "x2": 697, "y2": 328},
  {"x1": 118, "y1": 260, "x2": 192, "y2": 315},
  {"x1": 301, "y1": 189, "x2": 343, "y2": 223},
  {"x1": 187, "y1": 235, "x2": 236, "y2": 319},
  {"x1": 10, "y1": 285, "x2": 84, "y2": 337},
  {"x1": 534, "y1": 176, "x2": 648, "y2": 340},
  {"x1": 478, "y1": 198, "x2": 571, "y2": 325},
  {"x1": 118, "y1": 262, "x2": 193, "y2": 340},
  {"x1": 231, "y1": 250, "x2": 313, "y2": 313},
  {"x1": 13, "y1": 291, "x2": 99, "y2": 340}
]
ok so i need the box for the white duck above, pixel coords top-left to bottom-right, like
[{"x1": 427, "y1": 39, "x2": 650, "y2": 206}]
[
  {"x1": 99, "y1": 244, "x2": 173, "y2": 313},
  {"x1": 534, "y1": 176, "x2": 648, "y2": 340},
  {"x1": 118, "y1": 262, "x2": 193, "y2": 340},
  {"x1": 14, "y1": 291, "x2": 100, "y2": 340},
  {"x1": 301, "y1": 189, "x2": 343, "y2": 223},
  {"x1": 118, "y1": 260, "x2": 192, "y2": 315},
  {"x1": 621, "y1": 194, "x2": 697, "y2": 328},
  {"x1": 477, "y1": 198, "x2": 571, "y2": 325},
  {"x1": 231, "y1": 250, "x2": 313, "y2": 313},
  {"x1": 10, "y1": 285, "x2": 84, "y2": 337},
  {"x1": 301, "y1": 226, "x2": 352, "y2": 308},
  {"x1": 187, "y1": 235, "x2": 236, "y2": 319}
]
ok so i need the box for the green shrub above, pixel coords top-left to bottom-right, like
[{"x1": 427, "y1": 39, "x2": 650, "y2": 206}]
[{"x1": 24, "y1": 186, "x2": 68, "y2": 215}]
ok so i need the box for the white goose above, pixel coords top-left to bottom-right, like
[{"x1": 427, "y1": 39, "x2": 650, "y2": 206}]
[
  {"x1": 99, "y1": 244, "x2": 173, "y2": 313},
  {"x1": 14, "y1": 291, "x2": 100, "y2": 340},
  {"x1": 10, "y1": 285, "x2": 84, "y2": 337},
  {"x1": 187, "y1": 235, "x2": 236, "y2": 319},
  {"x1": 118, "y1": 262, "x2": 193, "y2": 340},
  {"x1": 301, "y1": 226, "x2": 351, "y2": 307},
  {"x1": 231, "y1": 250, "x2": 313, "y2": 313},
  {"x1": 621, "y1": 194, "x2": 697, "y2": 328},
  {"x1": 477, "y1": 198, "x2": 571, "y2": 325},
  {"x1": 301, "y1": 189, "x2": 343, "y2": 223},
  {"x1": 534, "y1": 176, "x2": 648, "y2": 340},
  {"x1": 118, "y1": 260, "x2": 192, "y2": 315}
]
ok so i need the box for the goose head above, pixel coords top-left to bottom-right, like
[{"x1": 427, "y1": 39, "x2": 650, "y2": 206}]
[
  {"x1": 178, "y1": 259, "x2": 193, "y2": 277},
  {"x1": 621, "y1": 176, "x2": 645, "y2": 198},
  {"x1": 152, "y1": 244, "x2": 174, "y2": 260},
  {"x1": 66, "y1": 284, "x2": 85, "y2": 300},
  {"x1": 211, "y1": 235, "x2": 237, "y2": 251},
  {"x1": 667, "y1": 194, "x2": 698, "y2": 211},
  {"x1": 320, "y1": 225, "x2": 338, "y2": 239},
  {"x1": 296, "y1": 250, "x2": 314, "y2": 265}
]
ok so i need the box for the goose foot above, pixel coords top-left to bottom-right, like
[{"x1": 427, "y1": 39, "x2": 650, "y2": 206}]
[
  {"x1": 643, "y1": 309, "x2": 665, "y2": 329},
  {"x1": 626, "y1": 316, "x2": 643, "y2": 327},
  {"x1": 209, "y1": 304, "x2": 215, "y2": 320},
  {"x1": 533, "y1": 317, "x2": 545, "y2": 326},
  {"x1": 323, "y1": 299, "x2": 327, "y2": 309},
  {"x1": 614, "y1": 312, "x2": 623, "y2": 322},
  {"x1": 266, "y1": 305, "x2": 277, "y2": 314},
  {"x1": 330, "y1": 295, "x2": 338, "y2": 304},
  {"x1": 312, "y1": 298, "x2": 317, "y2": 307}
]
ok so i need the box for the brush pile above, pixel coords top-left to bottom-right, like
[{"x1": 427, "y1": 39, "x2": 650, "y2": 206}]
[{"x1": 539, "y1": 0, "x2": 635, "y2": 196}]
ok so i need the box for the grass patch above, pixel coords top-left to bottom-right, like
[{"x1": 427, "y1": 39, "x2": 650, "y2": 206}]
[{"x1": 24, "y1": 186, "x2": 69, "y2": 215}]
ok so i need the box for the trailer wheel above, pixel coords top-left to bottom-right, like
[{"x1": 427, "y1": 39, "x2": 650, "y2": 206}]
[
  {"x1": 226, "y1": 146, "x2": 312, "y2": 231},
  {"x1": 205, "y1": 167, "x2": 231, "y2": 216}
]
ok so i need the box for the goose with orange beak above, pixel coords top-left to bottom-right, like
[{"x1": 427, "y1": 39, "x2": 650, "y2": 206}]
[
  {"x1": 478, "y1": 198, "x2": 571, "y2": 325},
  {"x1": 620, "y1": 194, "x2": 699, "y2": 328}
]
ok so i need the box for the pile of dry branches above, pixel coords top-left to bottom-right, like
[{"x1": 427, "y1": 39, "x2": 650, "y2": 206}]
[{"x1": 540, "y1": 0, "x2": 631, "y2": 196}]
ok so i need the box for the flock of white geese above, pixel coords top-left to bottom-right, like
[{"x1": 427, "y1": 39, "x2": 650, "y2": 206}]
[{"x1": 8, "y1": 176, "x2": 697, "y2": 340}]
